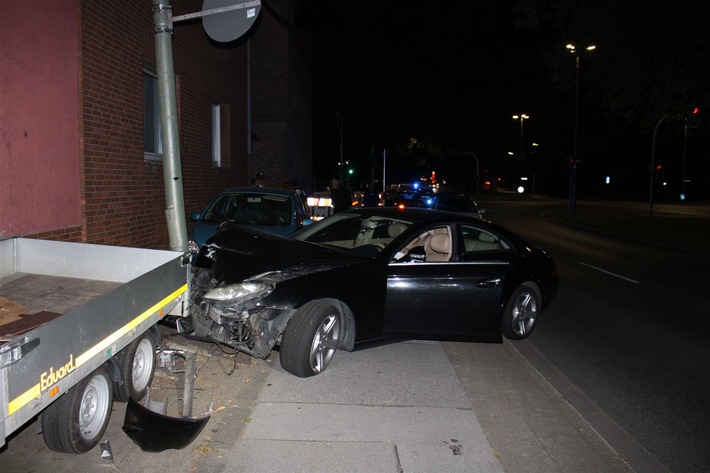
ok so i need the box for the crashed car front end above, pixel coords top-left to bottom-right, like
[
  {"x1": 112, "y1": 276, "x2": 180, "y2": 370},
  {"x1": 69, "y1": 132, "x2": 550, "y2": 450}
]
[
  {"x1": 190, "y1": 266, "x2": 295, "y2": 358},
  {"x1": 187, "y1": 224, "x2": 369, "y2": 372}
]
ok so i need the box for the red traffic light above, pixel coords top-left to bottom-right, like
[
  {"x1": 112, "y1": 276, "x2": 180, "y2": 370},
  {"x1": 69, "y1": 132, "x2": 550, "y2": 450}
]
[{"x1": 688, "y1": 107, "x2": 702, "y2": 129}]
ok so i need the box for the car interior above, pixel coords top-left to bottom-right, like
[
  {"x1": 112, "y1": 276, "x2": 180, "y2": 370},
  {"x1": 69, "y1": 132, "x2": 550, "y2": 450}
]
[{"x1": 397, "y1": 226, "x2": 452, "y2": 262}]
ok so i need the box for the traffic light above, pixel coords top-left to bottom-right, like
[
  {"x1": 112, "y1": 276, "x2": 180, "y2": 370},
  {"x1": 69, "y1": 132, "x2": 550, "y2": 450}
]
[
  {"x1": 688, "y1": 107, "x2": 701, "y2": 129},
  {"x1": 348, "y1": 168, "x2": 354, "y2": 175}
]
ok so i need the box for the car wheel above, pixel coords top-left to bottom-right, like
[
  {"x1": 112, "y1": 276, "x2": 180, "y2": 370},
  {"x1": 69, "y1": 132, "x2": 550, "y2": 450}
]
[
  {"x1": 502, "y1": 282, "x2": 541, "y2": 340},
  {"x1": 113, "y1": 332, "x2": 156, "y2": 402},
  {"x1": 279, "y1": 301, "x2": 341, "y2": 377},
  {"x1": 41, "y1": 365, "x2": 113, "y2": 453}
]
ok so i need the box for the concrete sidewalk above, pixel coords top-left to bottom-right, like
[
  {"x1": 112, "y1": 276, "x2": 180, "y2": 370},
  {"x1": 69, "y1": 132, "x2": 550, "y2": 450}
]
[{"x1": 0, "y1": 326, "x2": 662, "y2": 472}]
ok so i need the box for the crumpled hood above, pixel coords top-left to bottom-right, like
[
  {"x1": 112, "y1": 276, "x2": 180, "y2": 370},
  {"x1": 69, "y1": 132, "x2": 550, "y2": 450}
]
[{"x1": 195, "y1": 224, "x2": 367, "y2": 284}]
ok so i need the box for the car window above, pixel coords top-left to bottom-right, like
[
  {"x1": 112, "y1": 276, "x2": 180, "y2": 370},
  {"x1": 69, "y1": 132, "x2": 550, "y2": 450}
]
[
  {"x1": 293, "y1": 214, "x2": 412, "y2": 255},
  {"x1": 392, "y1": 225, "x2": 453, "y2": 263},
  {"x1": 204, "y1": 193, "x2": 292, "y2": 226},
  {"x1": 203, "y1": 194, "x2": 232, "y2": 222},
  {"x1": 460, "y1": 224, "x2": 510, "y2": 252},
  {"x1": 293, "y1": 189, "x2": 311, "y2": 218}
]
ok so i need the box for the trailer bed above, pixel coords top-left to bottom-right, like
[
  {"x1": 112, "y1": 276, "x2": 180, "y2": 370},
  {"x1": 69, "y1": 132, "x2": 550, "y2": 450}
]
[
  {"x1": 0, "y1": 238, "x2": 190, "y2": 448},
  {"x1": 0, "y1": 274, "x2": 121, "y2": 342}
]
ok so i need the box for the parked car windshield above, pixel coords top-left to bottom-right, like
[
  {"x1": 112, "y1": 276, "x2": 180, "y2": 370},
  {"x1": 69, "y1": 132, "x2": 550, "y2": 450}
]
[
  {"x1": 292, "y1": 213, "x2": 412, "y2": 254},
  {"x1": 203, "y1": 192, "x2": 293, "y2": 226}
]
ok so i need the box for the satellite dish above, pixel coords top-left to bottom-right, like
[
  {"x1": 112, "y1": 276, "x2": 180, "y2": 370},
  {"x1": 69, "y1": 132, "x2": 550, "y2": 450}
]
[{"x1": 202, "y1": 0, "x2": 261, "y2": 43}]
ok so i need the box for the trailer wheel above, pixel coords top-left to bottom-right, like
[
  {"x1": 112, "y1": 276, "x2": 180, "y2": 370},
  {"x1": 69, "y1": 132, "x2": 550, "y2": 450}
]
[
  {"x1": 113, "y1": 332, "x2": 156, "y2": 402},
  {"x1": 41, "y1": 365, "x2": 113, "y2": 453}
]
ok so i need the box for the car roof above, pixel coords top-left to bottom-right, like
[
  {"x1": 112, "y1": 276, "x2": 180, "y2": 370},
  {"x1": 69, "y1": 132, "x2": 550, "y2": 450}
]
[
  {"x1": 219, "y1": 186, "x2": 296, "y2": 196},
  {"x1": 338, "y1": 206, "x2": 481, "y2": 224}
]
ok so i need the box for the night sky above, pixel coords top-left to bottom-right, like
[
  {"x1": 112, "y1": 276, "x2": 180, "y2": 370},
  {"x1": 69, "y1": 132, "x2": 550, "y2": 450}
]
[{"x1": 295, "y1": 1, "x2": 710, "y2": 200}]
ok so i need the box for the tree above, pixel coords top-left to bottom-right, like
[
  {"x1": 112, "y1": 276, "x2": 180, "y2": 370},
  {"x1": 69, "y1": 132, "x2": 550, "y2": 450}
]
[{"x1": 513, "y1": 0, "x2": 710, "y2": 130}]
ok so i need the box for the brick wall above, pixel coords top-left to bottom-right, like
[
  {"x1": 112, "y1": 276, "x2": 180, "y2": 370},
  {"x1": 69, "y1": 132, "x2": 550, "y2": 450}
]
[
  {"x1": 75, "y1": 0, "x2": 248, "y2": 248},
  {"x1": 251, "y1": 2, "x2": 314, "y2": 193},
  {"x1": 3, "y1": 0, "x2": 310, "y2": 248}
]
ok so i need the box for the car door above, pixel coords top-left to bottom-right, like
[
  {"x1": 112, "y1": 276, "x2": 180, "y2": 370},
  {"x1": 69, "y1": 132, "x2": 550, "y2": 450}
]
[{"x1": 383, "y1": 223, "x2": 510, "y2": 342}]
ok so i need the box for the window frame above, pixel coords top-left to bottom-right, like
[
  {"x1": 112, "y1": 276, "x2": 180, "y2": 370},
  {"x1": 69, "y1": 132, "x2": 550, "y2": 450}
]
[
  {"x1": 212, "y1": 103, "x2": 221, "y2": 167},
  {"x1": 144, "y1": 70, "x2": 163, "y2": 161}
]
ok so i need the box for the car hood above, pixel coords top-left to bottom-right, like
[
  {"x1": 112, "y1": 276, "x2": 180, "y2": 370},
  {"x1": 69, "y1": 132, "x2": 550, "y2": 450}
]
[
  {"x1": 196, "y1": 224, "x2": 367, "y2": 284},
  {"x1": 193, "y1": 221, "x2": 295, "y2": 248}
]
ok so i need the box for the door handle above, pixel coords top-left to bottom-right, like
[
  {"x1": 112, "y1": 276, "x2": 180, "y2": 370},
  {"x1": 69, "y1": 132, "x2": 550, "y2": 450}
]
[{"x1": 475, "y1": 278, "x2": 503, "y2": 288}]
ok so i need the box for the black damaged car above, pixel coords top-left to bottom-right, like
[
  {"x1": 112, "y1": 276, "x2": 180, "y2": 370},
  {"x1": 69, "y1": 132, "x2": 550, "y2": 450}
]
[{"x1": 188, "y1": 207, "x2": 559, "y2": 377}]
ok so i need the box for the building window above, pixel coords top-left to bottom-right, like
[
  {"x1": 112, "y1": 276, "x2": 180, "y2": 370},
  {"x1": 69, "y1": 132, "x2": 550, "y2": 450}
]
[
  {"x1": 212, "y1": 103, "x2": 231, "y2": 169},
  {"x1": 212, "y1": 103, "x2": 221, "y2": 167},
  {"x1": 144, "y1": 71, "x2": 162, "y2": 160}
]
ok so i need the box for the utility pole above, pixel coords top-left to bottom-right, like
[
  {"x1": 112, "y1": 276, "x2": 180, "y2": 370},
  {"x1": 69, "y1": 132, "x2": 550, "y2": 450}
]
[
  {"x1": 152, "y1": 0, "x2": 260, "y2": 250},
  {"x1": 566, "y1": 43, "x2": 596, "y2": 220},
  {"x1": 153, "y1": 0, "x2": 188, "y2": 252}
]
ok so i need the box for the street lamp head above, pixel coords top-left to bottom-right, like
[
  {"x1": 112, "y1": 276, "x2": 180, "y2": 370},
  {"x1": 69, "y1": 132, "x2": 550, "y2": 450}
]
[
  {"x1": 566, "y1": 43, "x2": 596, "y2": 54},
  {"x1": 512, "y1": 114, "x2": 530, "y2": 120}
]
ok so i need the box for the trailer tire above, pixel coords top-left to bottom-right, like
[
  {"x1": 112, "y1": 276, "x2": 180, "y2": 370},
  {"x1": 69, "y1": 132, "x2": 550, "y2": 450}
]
[
  {"x1": 41, "y1": 365, "x2": 113, "y2": 453},
  {"x1": 113, "y1": 332, "x2": 156, "y2": 402}
]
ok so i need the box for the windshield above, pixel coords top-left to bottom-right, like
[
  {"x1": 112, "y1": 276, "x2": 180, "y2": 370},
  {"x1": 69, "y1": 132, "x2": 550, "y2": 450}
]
[
  {"x1": 292, "y1": 213, "x2": 412, "y2": 255},
  {"x1": 204, "y1": 192, "x2": 292, "y2": 226}
]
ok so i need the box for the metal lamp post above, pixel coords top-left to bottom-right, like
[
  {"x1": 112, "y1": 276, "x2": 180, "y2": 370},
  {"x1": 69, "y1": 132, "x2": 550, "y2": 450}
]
[
  {"x1": 512, "y1": 114, "x2": 529, "y2": 159},
  {"x1": 459, "y1": 151, "x2": 480, "y2": 200},
  {"x1": 566, "y1": 43, "x2": 595, "y2": 219},
  {"x1": 649, "y1": 116, "x2": 666, "y2": 217}
]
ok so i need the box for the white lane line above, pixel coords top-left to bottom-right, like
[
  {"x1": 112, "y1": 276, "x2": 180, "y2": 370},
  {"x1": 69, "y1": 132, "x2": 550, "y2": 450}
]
[{"x1": 579, "y1": 262, "x2": 640, "y2": 284}]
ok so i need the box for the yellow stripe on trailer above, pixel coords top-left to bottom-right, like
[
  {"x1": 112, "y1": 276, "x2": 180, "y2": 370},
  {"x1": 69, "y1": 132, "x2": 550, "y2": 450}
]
[{"x1": 7, "y1": 284, "x2": 187, "y2": 416}]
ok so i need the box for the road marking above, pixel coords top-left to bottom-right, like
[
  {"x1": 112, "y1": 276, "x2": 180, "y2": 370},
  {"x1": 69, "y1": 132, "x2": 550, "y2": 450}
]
[{"x1": 579, "y1": 262, "x2": 640, "y2": 284}]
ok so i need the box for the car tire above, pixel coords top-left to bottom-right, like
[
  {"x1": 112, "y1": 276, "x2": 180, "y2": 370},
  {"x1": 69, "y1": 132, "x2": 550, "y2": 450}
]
[
  {"x1": 41, "y1": 365, "x2": 113, "y2": 453},
  {"x1": 279, "y1": 300, "x2": 341, "y2": 377},
  {"x1": 502, "y1": 282, "x2": 541, "y2": 340},
  {"x1": 113, "y1": 332, "x2": 156, "y2": 402}
]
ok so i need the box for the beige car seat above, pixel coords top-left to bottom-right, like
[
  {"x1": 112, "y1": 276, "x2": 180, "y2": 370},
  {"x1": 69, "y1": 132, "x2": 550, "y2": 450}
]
[{"x1": 426, "y1": 232, "x2": 451, "y2": 261}]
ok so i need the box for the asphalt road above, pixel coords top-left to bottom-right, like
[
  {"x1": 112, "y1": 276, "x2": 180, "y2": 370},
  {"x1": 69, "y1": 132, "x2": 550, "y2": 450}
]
[{"x1": 483, "y1": 198, "x2": 710, "y2": 473}]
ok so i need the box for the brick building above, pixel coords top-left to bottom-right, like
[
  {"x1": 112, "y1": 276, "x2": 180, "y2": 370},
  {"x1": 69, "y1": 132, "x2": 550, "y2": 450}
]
[
  {"x1": 250, "y1": 0, "x2": 317, "y2": 192},
  {"x1": 0, "y1": 0, "x2": 316, "y2": 249}
]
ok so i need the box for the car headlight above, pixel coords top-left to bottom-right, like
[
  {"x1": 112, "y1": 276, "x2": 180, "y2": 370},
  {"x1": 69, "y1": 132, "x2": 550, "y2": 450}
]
[
  {"x1": 187, "y1": 239, "x2": 200, "y2": 254},
  {"x1": 202, "y1": 281, "x2": 272, "y2": 302}
]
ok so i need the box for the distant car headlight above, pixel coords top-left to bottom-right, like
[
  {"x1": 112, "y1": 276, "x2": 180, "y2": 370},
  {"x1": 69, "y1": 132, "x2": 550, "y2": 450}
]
[{"x1": 203, "y1": 281, "x2": 272, "y2": 302}]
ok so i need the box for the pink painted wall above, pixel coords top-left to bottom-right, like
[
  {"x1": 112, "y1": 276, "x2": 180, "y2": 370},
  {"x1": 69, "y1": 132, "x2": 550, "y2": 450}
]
[{"x1": 0, "y1": 1, "x2": 81, "y2": 237}]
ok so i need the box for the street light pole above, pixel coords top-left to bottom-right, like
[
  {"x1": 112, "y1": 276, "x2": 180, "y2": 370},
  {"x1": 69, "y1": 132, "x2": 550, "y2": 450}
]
[
  {"x1": 512, "y1": 114, "x2": 529, "y2": 158},
  {"x1": 459, "y1": 151, "x2": 480, "y2": 200},
  {"x1": 649, "y1": 116, "x2": 666, "y2": 217},
  {"x1": 566, "y1": 43, "x2": 595, "y2": 220}
]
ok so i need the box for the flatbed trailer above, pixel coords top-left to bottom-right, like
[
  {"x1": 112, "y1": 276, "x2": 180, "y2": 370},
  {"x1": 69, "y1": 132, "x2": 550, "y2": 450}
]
[{"x1": 0, "y1": 237, "x2": 190, "y2": 453}]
